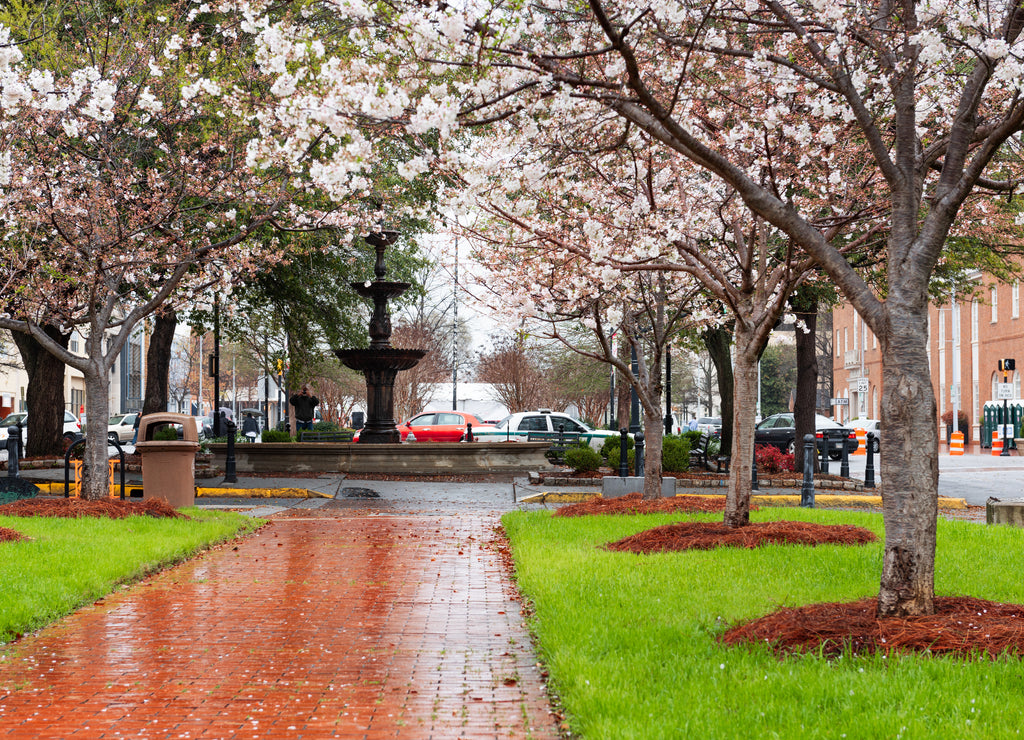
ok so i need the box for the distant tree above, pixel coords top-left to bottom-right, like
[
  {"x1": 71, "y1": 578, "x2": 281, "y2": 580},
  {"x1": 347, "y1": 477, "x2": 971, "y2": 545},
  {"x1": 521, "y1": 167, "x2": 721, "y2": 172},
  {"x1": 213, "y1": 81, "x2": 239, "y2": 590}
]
[
  {"x1": 759, "y1": 343, "x2": 798, "y2": 417},
  {"x1": 390, "y1": 321, "x2": 451, "y2": 421},
  {"x1": 475, "y1": 337, "x2": 551, "y2": 414}
]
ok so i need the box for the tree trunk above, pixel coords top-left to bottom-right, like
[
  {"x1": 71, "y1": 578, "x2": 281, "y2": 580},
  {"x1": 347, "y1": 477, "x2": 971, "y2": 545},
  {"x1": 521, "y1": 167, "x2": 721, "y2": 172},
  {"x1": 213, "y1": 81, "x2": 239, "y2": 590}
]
[
  {"x1": 724, "y1": 324, "x2": 759, "y2": 528},
  {"x1": 877, "y1": 301, "x2": 938, "y2": 617},
  {"x1": 704, "y1": 327, "x2": 734, "y2": 455},
  {"x1": 791, "y1": 291, "x2": 819, "y2": 474},
  {"x1": 142, "y1": 309, "x2": 177, "y2": 416},
  {"x1": 79, "y1": 331, "x2": 112, "y2": 500},
  {"x1": 11, "y1": 326, "x2": 71, "y2": 458}
]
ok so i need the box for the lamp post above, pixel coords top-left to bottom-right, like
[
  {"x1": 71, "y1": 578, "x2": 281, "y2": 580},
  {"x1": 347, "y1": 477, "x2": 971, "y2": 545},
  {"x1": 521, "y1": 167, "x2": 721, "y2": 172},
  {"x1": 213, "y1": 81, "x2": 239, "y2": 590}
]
[{"x1": 664, "y1": 346, "x2": 673, "y2": 435}]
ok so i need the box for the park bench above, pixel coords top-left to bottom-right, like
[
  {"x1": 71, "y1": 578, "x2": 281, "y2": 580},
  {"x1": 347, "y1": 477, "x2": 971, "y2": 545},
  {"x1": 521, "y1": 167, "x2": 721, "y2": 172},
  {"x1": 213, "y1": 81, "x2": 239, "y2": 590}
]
[
  {"x1": 298, "y1": 430, "x2": 355, "y2": 443},
  {"x1": 527, "y1": 430, "x2": 583, "y2": 464},
  {"x1": 690, "y1": 432, "x2": 730, "y2": 473}
]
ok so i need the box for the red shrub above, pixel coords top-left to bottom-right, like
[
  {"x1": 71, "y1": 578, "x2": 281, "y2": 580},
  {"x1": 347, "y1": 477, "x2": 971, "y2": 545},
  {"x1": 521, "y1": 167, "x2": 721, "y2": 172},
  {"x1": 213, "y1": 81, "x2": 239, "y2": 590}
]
[{"x1": 755, "y1": 444, "x2": 796, "y2": 473}]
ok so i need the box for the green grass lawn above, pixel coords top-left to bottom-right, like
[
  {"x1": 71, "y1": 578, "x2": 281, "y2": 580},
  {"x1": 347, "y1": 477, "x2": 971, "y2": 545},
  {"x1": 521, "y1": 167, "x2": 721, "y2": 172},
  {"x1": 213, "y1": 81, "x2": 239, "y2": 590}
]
[
  {"x1": 502, "y1": 507, "x2": 1024, "y2": 739},
  {"x1": 0, "y1": 509, "x2": 262, "y2": 643}
]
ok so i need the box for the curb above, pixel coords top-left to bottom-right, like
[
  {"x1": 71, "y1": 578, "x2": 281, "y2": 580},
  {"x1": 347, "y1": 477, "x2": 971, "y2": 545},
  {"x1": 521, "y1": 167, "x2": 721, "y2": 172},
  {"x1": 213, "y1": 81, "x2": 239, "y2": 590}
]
[
  {"x1": 27, "y1": 482, "x2": 330, "y2": 499},
  {"x1": 520, "y1": 491, "x2": 968, "y2": 509}
]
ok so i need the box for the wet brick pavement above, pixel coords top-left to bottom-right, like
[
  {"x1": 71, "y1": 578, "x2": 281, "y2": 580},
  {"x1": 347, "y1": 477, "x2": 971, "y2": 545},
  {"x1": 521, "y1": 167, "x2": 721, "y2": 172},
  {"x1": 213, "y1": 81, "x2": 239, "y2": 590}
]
[{"x1": 0, "y1": 483, "x2": 562, "y2": 740}]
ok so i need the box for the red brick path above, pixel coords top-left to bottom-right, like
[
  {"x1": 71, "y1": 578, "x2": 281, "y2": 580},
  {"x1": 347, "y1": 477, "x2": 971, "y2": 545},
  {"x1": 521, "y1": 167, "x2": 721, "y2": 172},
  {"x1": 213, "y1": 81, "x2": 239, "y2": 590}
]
[{"x1": 0, "y1": 515, "x2": 560, "y2": 739}]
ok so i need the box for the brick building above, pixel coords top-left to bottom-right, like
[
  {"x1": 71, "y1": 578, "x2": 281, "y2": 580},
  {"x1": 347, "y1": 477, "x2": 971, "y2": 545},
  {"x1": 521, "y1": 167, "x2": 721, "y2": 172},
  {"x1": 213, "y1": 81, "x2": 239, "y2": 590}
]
[{"x1": 832, "y1": 273, "x2": 1024, "y2": 452}]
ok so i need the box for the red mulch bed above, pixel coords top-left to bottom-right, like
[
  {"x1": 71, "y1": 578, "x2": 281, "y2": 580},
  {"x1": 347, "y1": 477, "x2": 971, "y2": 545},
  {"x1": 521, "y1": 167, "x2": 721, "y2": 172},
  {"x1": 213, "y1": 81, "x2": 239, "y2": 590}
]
[
  {"x1": 0, "y1": 498, "x2": 185, "y2": 519},
  {"x1": 0, "y1": 526, "x2": 28, "y2": 542},
  {"x1": 555, "y1": 491, "x2": 743, "y2": 517},
  {"x1": 723, "y1": 596, "x2": 1024, "y2": 658},
  {"x1": 604, "y1": 519, "x2": 876, "y2": 553}
]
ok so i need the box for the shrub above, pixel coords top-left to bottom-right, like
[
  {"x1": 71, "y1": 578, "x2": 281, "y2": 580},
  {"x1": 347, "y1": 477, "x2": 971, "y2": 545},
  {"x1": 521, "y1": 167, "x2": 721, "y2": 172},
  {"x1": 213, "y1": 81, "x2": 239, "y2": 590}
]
[
  {"x1": 564, "y1": 444, "x2": 602, "y2": 472},
  {"x1": 756, "y1": 444, "x2": 795, "y2": 473},
  {"x1": 262, "y1": 429, "x2": 292, "y2": 443},
  {"x1": 606, "y1": 445, "x2": 635, "y2": 474},
  {"x1": 313, "y1": 420, "x2": 340, "y2": 433},
  {"x1": 601, "y1": 434, "x2": 634, "y2": 461},
  {"x1": 153, "y1": 427, "x2": 179, "y2": 441},
  {"x1": 681, "y1": 429, "x2": 704, "y2": 447},
  {"x1": 662, "y1": 436, "x2": 691, "y2": 472}
]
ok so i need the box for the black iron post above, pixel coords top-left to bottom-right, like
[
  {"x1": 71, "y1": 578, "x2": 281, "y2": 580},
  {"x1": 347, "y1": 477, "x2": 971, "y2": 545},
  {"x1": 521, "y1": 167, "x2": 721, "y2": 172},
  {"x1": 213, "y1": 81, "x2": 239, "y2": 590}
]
[
  {"x1": 6, "y1": 421, "x2": 21, "y2": 478},
  {"x1": 664, "y1": 347, "x2": 673, "y2": 436},
  {"x1": 800, "y1": 434, "x2": 816, "y2": 507},
  {"x1": 212, "y1": 298, "x2": 221, "y2": 437},
  {"x1": 818, "y1": 434, "x2": 829, "y2": 474},
  {"x1": 618, "y1": 428, "x2": 629, "y2": 477},
  {"x1": 466, "y1": 422, "x2": 474, "y2": 442},
  {"x1": 864, "y1": 432, "x2": 876, "y2": 488},
  {"x1": 751, "y1": 446, "x2": 759, "y2": 492},
  {"x1": 635, "y1": 432, "x2": 645, "y2": 478},
  {"x1": 840, "y1": 435, "x2": 851, "y2": 478},
  {"x1": 223, "y1": 419, "x2": 237, "y2": 483}
]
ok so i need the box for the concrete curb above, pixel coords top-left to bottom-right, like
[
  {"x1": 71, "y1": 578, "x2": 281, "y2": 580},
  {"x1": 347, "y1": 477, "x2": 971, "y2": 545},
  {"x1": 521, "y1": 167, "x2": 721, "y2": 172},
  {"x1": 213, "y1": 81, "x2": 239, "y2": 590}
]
[
  {"x1": 27, "y1": 481, "x2": 331, "y2": 499},
  {"x1": 520, "y1": 491, "x2": 968, "y2": 509}
]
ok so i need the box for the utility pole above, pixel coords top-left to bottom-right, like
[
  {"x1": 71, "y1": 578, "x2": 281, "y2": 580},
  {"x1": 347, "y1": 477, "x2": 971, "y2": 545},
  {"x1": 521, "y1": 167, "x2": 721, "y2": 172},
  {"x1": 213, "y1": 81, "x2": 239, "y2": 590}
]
[{"x1": 452, "y1": 236, "x2": 458, "y2": 411}]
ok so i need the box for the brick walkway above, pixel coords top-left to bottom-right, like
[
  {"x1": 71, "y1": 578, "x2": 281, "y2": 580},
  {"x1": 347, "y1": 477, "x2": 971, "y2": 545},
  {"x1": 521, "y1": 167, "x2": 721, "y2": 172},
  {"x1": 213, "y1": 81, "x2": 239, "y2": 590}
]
[{"x1": 0, "y1": 511, "x2": 560, "y2": 739}]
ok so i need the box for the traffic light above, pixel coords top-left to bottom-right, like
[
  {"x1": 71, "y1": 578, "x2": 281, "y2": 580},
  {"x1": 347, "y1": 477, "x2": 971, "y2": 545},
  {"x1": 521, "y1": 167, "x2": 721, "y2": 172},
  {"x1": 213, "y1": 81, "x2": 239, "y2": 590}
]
[{"x1": 1005, "y1": 359, "x2": 1016, "y2": 372}]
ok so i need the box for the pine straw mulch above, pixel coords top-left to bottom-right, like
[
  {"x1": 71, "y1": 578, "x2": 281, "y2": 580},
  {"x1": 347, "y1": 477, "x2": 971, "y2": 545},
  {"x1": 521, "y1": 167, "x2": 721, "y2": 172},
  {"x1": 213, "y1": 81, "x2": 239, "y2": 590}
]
[
  {"x1": 0, "y1": 526, "x2": 28, "y2": 542},
  {"x1": 0, "y1": 497, "x2": 186, "y2": 519},
  {"x1": 555, "y1": 491, "x2": 745, "y2": 517},
  {"x1": 722, "y1": 596, "x2": 1024, "y2": 659},
  {"x1": 603, "y1": 519, "x2": 877, "y2": 554}
]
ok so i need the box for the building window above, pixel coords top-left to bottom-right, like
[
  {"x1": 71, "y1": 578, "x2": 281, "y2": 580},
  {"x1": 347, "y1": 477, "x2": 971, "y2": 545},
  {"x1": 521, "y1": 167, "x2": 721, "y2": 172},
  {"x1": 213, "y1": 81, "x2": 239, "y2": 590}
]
[
  {"x1": 70, "y1": 332, "x2": 81, "y2": 354},
  {"x1": 1014, "y1": 282, "x2": 1020, "y2": 319},
  {"x1": 991, "y1": 287, "x2": 998, "y2": 323},
  {"x1": 938, "y1": 313, "x2": 945, "y2": 345},
  {"x1": 1016, "y1": 371, "x2": 1021, "y2": 399}
]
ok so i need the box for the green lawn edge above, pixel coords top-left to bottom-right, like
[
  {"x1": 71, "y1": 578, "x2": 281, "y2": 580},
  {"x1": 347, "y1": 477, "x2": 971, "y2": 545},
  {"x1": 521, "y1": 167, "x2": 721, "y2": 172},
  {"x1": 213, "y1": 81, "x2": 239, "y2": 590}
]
[
  {"x1": 0, "y1": 509, "x2": 264, "y2": 644},
  {"x1": 501, "y1": 507, "x2": 1024, "y2": 740}
]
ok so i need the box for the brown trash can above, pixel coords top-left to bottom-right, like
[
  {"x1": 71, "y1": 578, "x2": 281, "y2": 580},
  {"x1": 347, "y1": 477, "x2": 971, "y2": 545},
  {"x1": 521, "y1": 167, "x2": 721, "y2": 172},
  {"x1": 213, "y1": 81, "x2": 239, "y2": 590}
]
[{"x1": 135, "y1": 413, "x2": 200, "y2": 508}]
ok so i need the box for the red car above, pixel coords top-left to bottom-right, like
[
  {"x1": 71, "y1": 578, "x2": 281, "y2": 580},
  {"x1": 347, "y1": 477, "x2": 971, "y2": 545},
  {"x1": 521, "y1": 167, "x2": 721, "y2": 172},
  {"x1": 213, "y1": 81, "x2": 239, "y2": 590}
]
[
  {"x1": 396, "y1": 411, "x2": 491, "y2": 442},
  {"x1": 353, "y1": 411, "x2": 494, "y2": 442}
]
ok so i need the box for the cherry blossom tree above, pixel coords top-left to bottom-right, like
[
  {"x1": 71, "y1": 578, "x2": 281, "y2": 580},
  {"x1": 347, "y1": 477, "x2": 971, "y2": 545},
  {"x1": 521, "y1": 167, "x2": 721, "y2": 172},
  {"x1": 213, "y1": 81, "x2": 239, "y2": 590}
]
[{"x1": 240, "y1": 0, "x2": 1024, "y2": 616}]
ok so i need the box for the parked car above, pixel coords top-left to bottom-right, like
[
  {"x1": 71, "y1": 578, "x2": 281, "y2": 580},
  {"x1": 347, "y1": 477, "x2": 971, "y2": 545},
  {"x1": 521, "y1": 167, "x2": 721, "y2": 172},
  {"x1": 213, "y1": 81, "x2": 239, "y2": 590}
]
[
  {"x1": 754, "y1": 412, "x2": 857, "y2": 460},
  {"x1": 107, "y1": 413, "x2": 139, "y2": 443},
  {"x1": 694, "y1": 416, "x2": 722, "y2": 435},
  {"x1": 353, "y1": 411, "x2": 493, "y2": 442},
  {"x1": 475, "y1": 409, "x2": 620, "y2": 451},
  {"x1": 848, "y1": 418, "x2": 881, "y2": 453},
  {"x1": 0, "y1": 411, "x2": 82, "y2": 445}
]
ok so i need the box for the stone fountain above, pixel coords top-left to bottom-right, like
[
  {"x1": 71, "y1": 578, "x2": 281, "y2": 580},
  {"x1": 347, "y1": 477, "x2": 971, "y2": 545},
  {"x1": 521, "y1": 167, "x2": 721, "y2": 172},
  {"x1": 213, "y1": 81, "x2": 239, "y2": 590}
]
[{"x1": 334, "y1": 231, "x2": 427, "y2": 443}]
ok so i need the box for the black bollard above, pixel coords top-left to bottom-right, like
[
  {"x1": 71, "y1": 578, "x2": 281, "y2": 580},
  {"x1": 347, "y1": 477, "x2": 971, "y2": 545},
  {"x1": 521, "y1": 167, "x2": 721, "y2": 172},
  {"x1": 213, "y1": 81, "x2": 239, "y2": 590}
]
[
  {"x1": 6, "y1": 421, "x2": 21, "y2": 478},
  {"x1": 800, "y1": 434, "x2": 816, "y2": 507},
  {"x1": 635, "y1": 432, "x2": 645, "y2": 478},
  {"x1": 466, "y1": 422, "x2": 474, "y2": 442},
  {"x1": 864, "y1": 432, "x2": 876, "y2": 489},
  {"x1": 840, "y1": 434, "x2": 850, "y2": 478},
  {"x1": 223, "y1": 419, "x2": 237, "y2": 483},
  {"x1": 751, "y1": 445, "x2": 759, "y2": 492},
  {"x1": 618, "y1": 428, "x2": 629, "y2": 477},
  {"x1": 818, "y1": 433, "x2": 829, "y2": 474}
]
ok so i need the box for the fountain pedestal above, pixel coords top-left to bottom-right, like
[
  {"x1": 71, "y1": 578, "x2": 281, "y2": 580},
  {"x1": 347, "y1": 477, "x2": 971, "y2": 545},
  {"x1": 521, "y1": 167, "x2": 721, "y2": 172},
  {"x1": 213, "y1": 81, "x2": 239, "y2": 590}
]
[{"x1": 334, "y1": 232, "x2": 427, "y2": 443}]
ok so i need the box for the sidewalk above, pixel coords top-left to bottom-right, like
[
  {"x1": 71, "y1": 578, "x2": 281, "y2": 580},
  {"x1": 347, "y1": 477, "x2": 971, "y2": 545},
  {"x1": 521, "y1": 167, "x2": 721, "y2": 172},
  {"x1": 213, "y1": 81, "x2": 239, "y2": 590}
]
[{"x1": 0, "y1": 476, "x2": 562, "y2": 739}]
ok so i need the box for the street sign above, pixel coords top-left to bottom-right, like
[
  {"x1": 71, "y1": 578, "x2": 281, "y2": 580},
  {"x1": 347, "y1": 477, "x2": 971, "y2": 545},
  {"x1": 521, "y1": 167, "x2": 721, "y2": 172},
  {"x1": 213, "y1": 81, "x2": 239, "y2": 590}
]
[
  {"x1": 997, "y1": 383, "x2": 1014, "y2": 400},
  {"x1": 856, "y1": 378, "x2": 869, "y2": 394},
  {"x1": 830, "y1": 398, "x2": 850, "y2": 406}
]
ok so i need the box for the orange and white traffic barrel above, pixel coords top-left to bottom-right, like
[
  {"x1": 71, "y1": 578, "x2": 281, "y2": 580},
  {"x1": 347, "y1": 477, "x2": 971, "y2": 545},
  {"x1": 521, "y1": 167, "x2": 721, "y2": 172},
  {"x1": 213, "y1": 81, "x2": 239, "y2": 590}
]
[
  {"x1": 950, "y1": 431, "x2": 964, "y2": 456},
  {"x1": 992, "y1": 430, "x2": 1003, "y2": 456},
  {"x1": 853, "y1": 428, "x2": 866, "y2": 455}
]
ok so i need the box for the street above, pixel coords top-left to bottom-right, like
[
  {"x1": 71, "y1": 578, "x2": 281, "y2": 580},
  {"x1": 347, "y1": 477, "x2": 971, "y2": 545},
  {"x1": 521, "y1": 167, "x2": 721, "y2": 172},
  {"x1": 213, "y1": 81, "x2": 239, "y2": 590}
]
[{"x1": 836, "y1": 450, "x2": 1024, "y2": 506}]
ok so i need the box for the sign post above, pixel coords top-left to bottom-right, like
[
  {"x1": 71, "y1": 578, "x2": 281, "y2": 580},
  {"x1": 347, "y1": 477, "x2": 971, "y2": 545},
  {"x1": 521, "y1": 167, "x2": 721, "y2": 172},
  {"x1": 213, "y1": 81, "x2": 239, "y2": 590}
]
[{"x1": 999, "y1": 359, "x2": 1016, "y2": 456}]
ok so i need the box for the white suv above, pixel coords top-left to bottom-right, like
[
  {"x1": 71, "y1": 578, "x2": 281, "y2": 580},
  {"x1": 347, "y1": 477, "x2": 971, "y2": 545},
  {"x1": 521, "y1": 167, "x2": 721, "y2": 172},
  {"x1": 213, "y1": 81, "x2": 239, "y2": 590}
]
[
  {"x1": 0, "y1": 411, "x2": 82, "y2": 445},
  {"x1": 475, "y1": 410, "x2": 620, "y2": 451}
]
